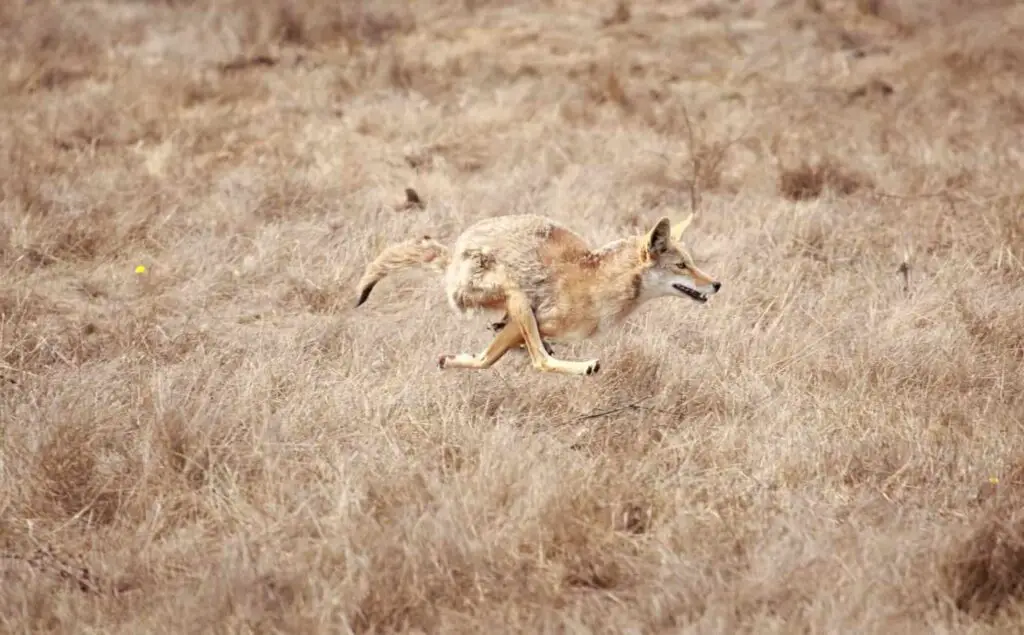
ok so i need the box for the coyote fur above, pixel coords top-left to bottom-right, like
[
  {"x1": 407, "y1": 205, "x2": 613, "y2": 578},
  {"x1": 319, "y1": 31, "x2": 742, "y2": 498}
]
[{"x1": 355, "y1": 213, "x2": 722, "y2": 376}]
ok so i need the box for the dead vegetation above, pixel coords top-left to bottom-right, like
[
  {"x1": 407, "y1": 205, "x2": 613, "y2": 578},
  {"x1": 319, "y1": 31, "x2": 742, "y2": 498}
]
[
  {"x1": 778, "y1": 156, "x2": 869, "y2": 201},
  {"x1": 2, "y1": 0, "x2": 1024, "y2": 632},
  {"x1": 942, "y1": 466, "x2": 1024, "y2": 619}
]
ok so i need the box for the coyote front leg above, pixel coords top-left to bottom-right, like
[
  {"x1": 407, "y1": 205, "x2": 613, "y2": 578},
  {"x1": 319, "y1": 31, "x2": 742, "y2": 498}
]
[
  {"x1": 489, "y1": 314, "x2": 556, "y2": 356},
  {"x1": 505, "y1": 291, "x2": 600, "y2": 376},
  {"x1": 438, "y1": 321, "x2": 524, "y2": 371}
]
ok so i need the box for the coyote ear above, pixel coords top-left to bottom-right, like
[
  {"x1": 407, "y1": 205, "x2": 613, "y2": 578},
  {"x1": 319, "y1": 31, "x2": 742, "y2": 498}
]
[
  {"x1": 646, "y1": 217, "x2": 672, "y2": 256},
  {"x1": 671, "y1": 212, "x2": 694, "y2": 242}
]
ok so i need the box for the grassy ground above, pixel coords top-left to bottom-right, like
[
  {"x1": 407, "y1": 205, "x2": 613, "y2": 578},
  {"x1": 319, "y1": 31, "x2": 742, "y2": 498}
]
[{"x1": 2, "y1": 0, "x2": 1024, "y2": 632}]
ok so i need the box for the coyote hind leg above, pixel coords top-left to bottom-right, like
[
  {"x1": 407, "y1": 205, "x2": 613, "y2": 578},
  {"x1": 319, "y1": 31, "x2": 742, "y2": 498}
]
[
  {"x1": 505, "y1": 291, "x2": 600, "y2": 377},
  {"x1": 489, "y1": 314, "x2": 555, "y2": 356},
  {"x1": 438, "y1": 321, "x2": 524, "y2": 371}
]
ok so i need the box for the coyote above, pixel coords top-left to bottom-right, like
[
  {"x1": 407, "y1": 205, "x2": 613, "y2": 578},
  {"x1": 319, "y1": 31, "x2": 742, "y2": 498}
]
[{"x1": 355, "y1": 213, "x2": 722, "y2": 376}]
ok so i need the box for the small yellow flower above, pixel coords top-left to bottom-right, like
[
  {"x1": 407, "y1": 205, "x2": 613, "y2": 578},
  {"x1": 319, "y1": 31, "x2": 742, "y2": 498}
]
[
  {"x1": 135, "y1": 265, "x2": 147, "y2": 274},
  {"x1": 989, "y1": 477, "x2": 999, "y2": 485}
]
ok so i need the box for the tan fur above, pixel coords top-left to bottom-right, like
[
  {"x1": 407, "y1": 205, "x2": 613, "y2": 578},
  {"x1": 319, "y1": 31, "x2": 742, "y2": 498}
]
[
  {"x1": 355, "y1": 214, "x2": 722, "y2": 376},
  {"x1": 355, "y1": 236, "x2": 450, "y2": 307}
]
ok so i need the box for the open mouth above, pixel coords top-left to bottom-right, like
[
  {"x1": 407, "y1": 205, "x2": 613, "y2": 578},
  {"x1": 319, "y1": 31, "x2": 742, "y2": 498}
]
[{"x1": 673, "y1": 284, "x2": 708, "y2": 303}]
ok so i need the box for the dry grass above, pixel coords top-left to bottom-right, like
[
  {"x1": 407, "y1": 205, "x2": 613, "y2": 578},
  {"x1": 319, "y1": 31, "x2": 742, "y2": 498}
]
[{"x1": 2, "y1": 0, "x2": 1024, "y2": 632}]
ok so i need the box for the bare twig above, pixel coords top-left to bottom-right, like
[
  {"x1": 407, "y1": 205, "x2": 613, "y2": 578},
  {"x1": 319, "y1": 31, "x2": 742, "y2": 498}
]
[
  {"x1": 676, "y1": 100, "x2": 752, "y2": 216},
  {"x1": 573, "y1": 395, "x2": 694, "y2": 422},
  {"x1": 576, "y1": 397, "x2": 654, "y2": 421},
  {"x1": 869, "y1": 188, "x2": 963, "y2": 216},
  {"x1": 678, "y1": 102, "x2": 701, "y2": 215},
  {"x1": 1, "y1": 545, "x2": 101, "y2": 594}
]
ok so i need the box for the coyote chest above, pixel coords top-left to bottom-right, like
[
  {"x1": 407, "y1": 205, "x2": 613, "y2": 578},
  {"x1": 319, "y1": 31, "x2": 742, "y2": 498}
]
[
  {"x1": 538, "y1": 294, "x2": 631, "y2": 344},
  {"x1": 543, "y1": 317, "x2": 599, "y2": 343}
]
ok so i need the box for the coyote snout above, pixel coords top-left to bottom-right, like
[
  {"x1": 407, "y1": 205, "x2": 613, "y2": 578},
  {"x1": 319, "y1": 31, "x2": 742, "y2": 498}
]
[{"x1": 355, "y1": 212, "x2": 722, "y2": 377}]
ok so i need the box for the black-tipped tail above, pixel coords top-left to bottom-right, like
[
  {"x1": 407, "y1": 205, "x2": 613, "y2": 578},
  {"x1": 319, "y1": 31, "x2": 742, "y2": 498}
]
[{"x1": 355, "y1": 281, "x2": 377, "y2": 307}]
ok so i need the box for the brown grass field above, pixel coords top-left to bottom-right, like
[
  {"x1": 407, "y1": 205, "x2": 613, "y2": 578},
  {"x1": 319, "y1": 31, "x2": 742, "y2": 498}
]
[{"x1": 2, "y1": 0, "x2": 1024, "y2": 632}]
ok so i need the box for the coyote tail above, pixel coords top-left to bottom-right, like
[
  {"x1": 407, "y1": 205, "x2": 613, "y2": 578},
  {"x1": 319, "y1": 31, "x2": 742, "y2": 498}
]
[{"x1": 355, "y1": 236, "x2": 450, "y2": 307}]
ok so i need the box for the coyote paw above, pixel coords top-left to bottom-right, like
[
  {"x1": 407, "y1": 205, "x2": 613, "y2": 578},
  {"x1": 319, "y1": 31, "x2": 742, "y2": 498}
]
[{"x1": 585, "y1": 360, "x2": 601, "y2": 376}]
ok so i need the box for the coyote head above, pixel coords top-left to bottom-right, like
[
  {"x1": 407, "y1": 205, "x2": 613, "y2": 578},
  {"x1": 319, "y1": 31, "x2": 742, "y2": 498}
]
[{"x1": 639, "y1": 214, "x2": 722, "y2": 304}]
